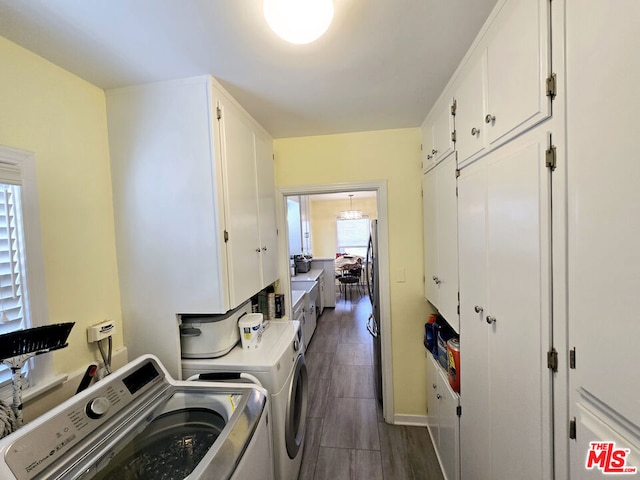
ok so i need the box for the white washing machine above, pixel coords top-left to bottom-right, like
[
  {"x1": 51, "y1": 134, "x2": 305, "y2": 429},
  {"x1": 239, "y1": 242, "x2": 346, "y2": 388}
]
[
  {"x1": 0, "y1": 355, "x2": 274, "y2": 480},
  {"x1": 182, "y1": 320, "x2": 308, "y2": 480}
]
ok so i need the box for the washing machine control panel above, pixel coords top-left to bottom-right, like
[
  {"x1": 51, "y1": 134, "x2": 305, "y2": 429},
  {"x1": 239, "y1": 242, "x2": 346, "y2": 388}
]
[{"x1": 3, "y1": 357, "x2": 167, "y2": 480}]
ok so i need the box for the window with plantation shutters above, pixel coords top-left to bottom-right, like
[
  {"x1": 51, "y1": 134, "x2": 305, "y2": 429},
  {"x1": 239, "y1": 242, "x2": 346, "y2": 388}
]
[
  {"x1": 0, "y1": 185, "x2": 26, "y2": 337},
  {"x1": 0, "y1": 147, "x2": 51, "y2": 394}
]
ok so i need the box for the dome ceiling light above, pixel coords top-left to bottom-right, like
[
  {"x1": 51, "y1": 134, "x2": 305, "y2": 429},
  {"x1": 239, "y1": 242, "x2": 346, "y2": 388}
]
[{"x1": 263, "y1": 0, "x2": 334, "y2": 45}]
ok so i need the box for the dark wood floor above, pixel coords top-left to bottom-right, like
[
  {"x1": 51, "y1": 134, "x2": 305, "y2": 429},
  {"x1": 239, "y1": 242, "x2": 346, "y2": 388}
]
[{"x1": 299, "y1": 290, "x2": 444, "y2": 480}]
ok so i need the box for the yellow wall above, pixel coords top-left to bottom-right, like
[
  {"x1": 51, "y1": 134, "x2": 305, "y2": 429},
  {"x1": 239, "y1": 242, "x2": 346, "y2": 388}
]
[
  {"x1": 310, "y1": 197, "x2": 377, "y2": 258},
  {"x1": 275, "y1": 129, "x2": 432, "y2": 416},
  {"x1": 0, "y1": 37, "x2": 123, "y2": 380}
]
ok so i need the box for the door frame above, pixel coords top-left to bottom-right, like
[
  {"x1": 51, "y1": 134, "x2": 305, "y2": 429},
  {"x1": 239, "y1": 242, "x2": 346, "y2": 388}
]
[{"x1": 276, "y1": 180, "x2": 394, "y2": 422}]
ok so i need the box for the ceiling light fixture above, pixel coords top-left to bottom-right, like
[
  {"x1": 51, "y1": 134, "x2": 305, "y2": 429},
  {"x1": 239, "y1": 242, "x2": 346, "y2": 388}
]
[
  {"x1": 263, "y1": 0, "x2": 334, "y2": 45},
  {"x1": 340, "y1": 194, "x2": 363, "y2": 220}
]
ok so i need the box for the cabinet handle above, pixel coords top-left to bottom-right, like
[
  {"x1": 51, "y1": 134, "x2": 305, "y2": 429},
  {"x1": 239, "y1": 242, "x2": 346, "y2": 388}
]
[
  {"x1": 471, "y1": 127, "x2": 480, "y2": 136},
  {"x1": 474, "y1": 305, "x2": 483, "y2": 313},
  {"x1": 427, "y1": 154, "x2": 433, "y2": 160},
  {"x1": 432, "y1": 276, "x2": 441, "y2": 285},
  {"x1": 436, "y1": 394, "x2": 442, "y2": 400},
  {"x1": 255, "y1": 248, "x2": 261, "y2": 253},
  {"x1": 486, "y1": 316, "x2": 497, "y2": 325},
  {"x1": 432, "y1": 383, "x2": 437, "y2": 389},
  {"x1": 485, "y1": 114, "x2": 496, "y2": 124},
  {"x1": 262, "y1": 246, "x2": 268, "y2": 252},
  {"x1": 432, "y1": 149, "x2": 438, "y2": 155}
]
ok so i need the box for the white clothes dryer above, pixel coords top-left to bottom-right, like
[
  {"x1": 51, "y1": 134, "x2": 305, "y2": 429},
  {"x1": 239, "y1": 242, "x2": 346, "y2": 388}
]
[
  {"x1": 0, "y1": 355, "x2": 273, "y2": 480},
  {"x1": 182, "y1": 320, "x2": 308, "y2": 480}
]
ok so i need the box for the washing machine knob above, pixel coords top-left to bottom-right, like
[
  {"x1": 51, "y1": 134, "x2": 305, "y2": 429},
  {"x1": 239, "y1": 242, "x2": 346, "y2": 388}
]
[{"x1": 86, "y1": 397, "x2": 111, "y2": 419}]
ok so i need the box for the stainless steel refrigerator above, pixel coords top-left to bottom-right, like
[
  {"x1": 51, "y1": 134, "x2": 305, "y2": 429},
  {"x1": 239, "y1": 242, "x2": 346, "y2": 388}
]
[{"x1": 366, "y1": 219, "x2": 382, "y2": 405}]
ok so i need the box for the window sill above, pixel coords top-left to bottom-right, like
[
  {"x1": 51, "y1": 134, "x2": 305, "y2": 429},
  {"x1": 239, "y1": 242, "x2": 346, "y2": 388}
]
[{"x1": 1, "y1": 374, "x2": 68, "y2": 405}]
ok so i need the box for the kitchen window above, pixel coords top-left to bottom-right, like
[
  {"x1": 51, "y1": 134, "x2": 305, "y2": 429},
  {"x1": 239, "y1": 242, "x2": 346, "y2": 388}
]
[
  {"x1": 0, "y1": 146, "x2": 51, "y2": 395},
  {"x1": 336, "y1": 217, "x2": 369, "y2": 258}
]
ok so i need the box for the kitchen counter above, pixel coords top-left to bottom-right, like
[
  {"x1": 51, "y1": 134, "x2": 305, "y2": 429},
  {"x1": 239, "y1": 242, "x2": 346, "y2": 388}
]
[
  {"x1": 291, "y1": 268, "x2": 323, "y2": 282},
  {"x1": 291, "y1": 289, "x2": 305, "y2": 309}
]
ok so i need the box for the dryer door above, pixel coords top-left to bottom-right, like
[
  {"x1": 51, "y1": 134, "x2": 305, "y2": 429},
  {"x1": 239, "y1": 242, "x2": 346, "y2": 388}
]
[{"x1": 285, "y1": 354, "x2": 308, "y2": 459}]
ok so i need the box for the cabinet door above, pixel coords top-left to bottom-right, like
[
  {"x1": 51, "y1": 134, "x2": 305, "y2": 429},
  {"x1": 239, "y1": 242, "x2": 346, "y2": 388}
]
[
  {"x1": 566, "y1": 1, "x2": 640, "y2": 472},
  {"x1": 454, "y1": 56, "x2": 486, "y2": 166},
  {"x1": 438, "y1": 368, "x2": 461, "y2": 480},
  {"x1": 254, "y1": 130, "x2": 279, "y2": 287},
  {"x1": 421, "y1": 120, "x2": 435, "y2": 172},
  {"x1": 422, "y1": 169, "x2": 439, "y2": 306},
  {"x1": 485, "y1": 0, "x2": 551, "y2": 147},
  {"x1": 486, "y1": 133, "x2": 552, "y2": 479},
  {"x1": 426, "y1": 355, "x2": 441, "y2": 446},
  {"x1": 218, "y1": 96, "x2": 262, "y2": 308},
  {"x1": 458, "y1": 158, "x2": 491, "y2": 480},
  {"x1": 432, "y1": 99, "x2": 454, "y2": 164},
  {"x1": 435, "y1": 154, "x2": 459, "y2": 331}
]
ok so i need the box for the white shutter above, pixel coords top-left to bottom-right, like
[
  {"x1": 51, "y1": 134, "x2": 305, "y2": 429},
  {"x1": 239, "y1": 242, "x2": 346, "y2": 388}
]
[{"x1": 0, "y1": 185, "x2": 26, "y2": 385}]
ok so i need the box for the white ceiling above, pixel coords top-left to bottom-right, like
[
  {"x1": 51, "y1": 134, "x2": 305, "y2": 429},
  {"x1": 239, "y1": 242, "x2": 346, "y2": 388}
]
[{"x1": 0, "y1": 0, "x2": 498, "y2": 139}]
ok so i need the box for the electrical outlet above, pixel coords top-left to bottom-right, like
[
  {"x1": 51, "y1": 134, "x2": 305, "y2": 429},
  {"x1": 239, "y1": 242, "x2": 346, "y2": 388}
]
[{"x1": 87, "y1": 320, "x2": 116, "y2": 343}]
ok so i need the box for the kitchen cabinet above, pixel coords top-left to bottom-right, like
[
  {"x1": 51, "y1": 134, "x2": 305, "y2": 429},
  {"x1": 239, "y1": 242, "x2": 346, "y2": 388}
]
[
  {"x1": 106, "y1": 76, "x2": 277, "y2": 377},
  {"x1": 311, "y1": 258, "x2": 336, "y2": 308},
  {"x1": 457, "y1": 129, "x2": 553, "y2": 479},
  {"x1": 421, "y1": 97, "x2": 454, "y2": 171},
  {"x1": 422, "y1": 153, "x2": 459, "y2": 331},
  {"x1": 566, "y1": 1, "x2": 640, "y2": 475},
  {"x1": 426, "y1": 354, "x2": 460, "y2": 480},
  {"x1": 453, "y1": 0, "x2": 552, "y2": 168}
]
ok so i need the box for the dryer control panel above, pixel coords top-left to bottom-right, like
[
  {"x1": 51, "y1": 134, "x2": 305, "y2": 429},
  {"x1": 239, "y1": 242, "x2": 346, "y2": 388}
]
[{"x1": 3, "y1": 358, "x2": 167, "y2": 480}]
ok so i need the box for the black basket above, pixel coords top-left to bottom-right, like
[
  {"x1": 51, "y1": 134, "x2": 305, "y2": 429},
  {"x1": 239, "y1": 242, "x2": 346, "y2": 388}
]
[{"x1": 0, "y1": 322, "x2": 74, "y2": 361}]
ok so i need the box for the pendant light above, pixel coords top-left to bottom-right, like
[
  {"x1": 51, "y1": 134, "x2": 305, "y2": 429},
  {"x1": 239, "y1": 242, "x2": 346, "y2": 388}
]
[
  {"x1": 263, "y1": 0, "x2": 334, "y2": 45},
  {"x1": 340, "y1": 194, "x2": 363, "y2": 220}
]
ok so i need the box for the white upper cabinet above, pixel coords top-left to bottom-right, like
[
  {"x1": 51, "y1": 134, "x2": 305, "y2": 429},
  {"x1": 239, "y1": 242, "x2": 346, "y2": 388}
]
[
  {"x1": 453, "y1": 56, "x2": 486, "y2": 164},
  {"x1": 452, "y1": 0, "x2": 552, "y2": 167},
  {"x1": 421, "y1": 97, "x2": 454, "y2": 172},
  {"x1": 254, "y1": 130, "x2": 279, "y2": 287},
  {"x1": 484, "y1": 0, "x2": 551, "y2": 147},
  {"x1": 106, "y1": 76, "x2": 278, "y2": 377}
]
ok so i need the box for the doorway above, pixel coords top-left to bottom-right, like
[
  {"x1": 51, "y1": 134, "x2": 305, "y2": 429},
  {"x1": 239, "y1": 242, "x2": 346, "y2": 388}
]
[{"x1": 276, "y1": 181, "x2": 393, "y2": 422}]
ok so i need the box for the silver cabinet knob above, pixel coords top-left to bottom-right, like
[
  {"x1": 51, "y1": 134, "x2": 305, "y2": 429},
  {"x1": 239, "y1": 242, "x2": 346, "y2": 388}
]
[
  {"x1": 486, "y1": 316, "x2": 497, "y2": 325},
  {"x1": 485, "y1": 114, "x2": 496, "y2": 124},
  {"x1": 427, "y1": 154, "x2": 433, "y2": 160},
  {"x1": 436, "y1": 394, "x2": 442, "y2": 400},
  {"x1": 474, "y1": 305, "x2": 483, "y2": 313},
  {"x1": 255, "y1": 248, "x2": 261, "y2": 253},
  {"x1": 432, "y1": 149, "x2": 438, "y2": 155},
  {"x1": 432, "y1": 276, "x2": 441, "y2": 285},
  {"x1": 262, "y1": 246, "x2": 268, "y2": 252},
  {"x1": 432, "y1": 383, "x2": 437, "y2": 389},
  {"x1": 471, "y1": 127, "x2": 480, "y2": 136}
]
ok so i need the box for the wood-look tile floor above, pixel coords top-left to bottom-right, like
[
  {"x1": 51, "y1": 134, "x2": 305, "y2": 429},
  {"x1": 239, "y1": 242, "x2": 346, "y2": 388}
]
[{"x1": 299, "y1": 292, "x2": 444, "y2": 480}]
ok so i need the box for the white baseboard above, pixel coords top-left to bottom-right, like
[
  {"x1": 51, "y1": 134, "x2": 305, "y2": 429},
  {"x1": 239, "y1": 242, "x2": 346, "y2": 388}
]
[{"x1": 393, "y1": 414, "x2": 429, "y2": 427}]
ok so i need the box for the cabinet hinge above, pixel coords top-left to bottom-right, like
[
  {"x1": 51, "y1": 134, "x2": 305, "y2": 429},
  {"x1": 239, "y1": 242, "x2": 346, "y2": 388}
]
[
  {"x1": 216, "y1": 106, "x2": 222, "y2": 120},
  {"x1": 451, "y1": 99, "x2": 457, "y2": 116},
  {"x1": 569, "y1": 348, "x2": 576, "y2": 369},
  {"x1": 546, "y1": 144, "x2": 557, "y2": 171},
  {"x1": 421, "y1": 143, "x2": 423, "y2": 151},
  {"x1": 223, "y1": 230, "x2": 229, "y2": 243},
  {"x1": 569, "y1": 417, "x2": 577, "y2": 440},
  {"x1": 547, "y1": 348, "x2": 558, "y2": 372},
  {"x1": 546, "y1": 73, "x2": 557, "y2": 100},
  {"x1": 451, "y1": 130, "x2": 457, "y2": 143},
  {"x1": 455, "y1": 169, "x2": 460, "y2": 178},
  {"x1": 456, "y1": 405, "x2": 462, "y2": 417}
]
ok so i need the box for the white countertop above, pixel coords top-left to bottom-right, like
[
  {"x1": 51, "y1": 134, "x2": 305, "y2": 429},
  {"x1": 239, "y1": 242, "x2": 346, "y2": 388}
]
[
  {"x1": 291, "y1": 289, "x2": 305, "y2": 308},
  {"x1": 291, "y1": 268, "x2": 323, "y2": 282}
]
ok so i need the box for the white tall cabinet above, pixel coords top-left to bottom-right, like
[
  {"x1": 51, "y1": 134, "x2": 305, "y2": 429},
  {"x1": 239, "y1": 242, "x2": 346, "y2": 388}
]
[
  {"x1": 422, "y1": 154, "x2": 459, "y2": 330},
  {"x1": 458, "y1": 130, "x2": 553, "y2": 480},
  {"x1": 566, "y1": 1, "x2": 640, "y2": 476},
  {"x1": 106, "y1": 76, "x2": 278, "y2": 378}
]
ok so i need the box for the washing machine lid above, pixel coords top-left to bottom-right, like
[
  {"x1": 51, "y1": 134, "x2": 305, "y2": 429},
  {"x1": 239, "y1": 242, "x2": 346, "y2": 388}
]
[{"x1": 0, "y1": 356, "x2": 268, "y2": 480}]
